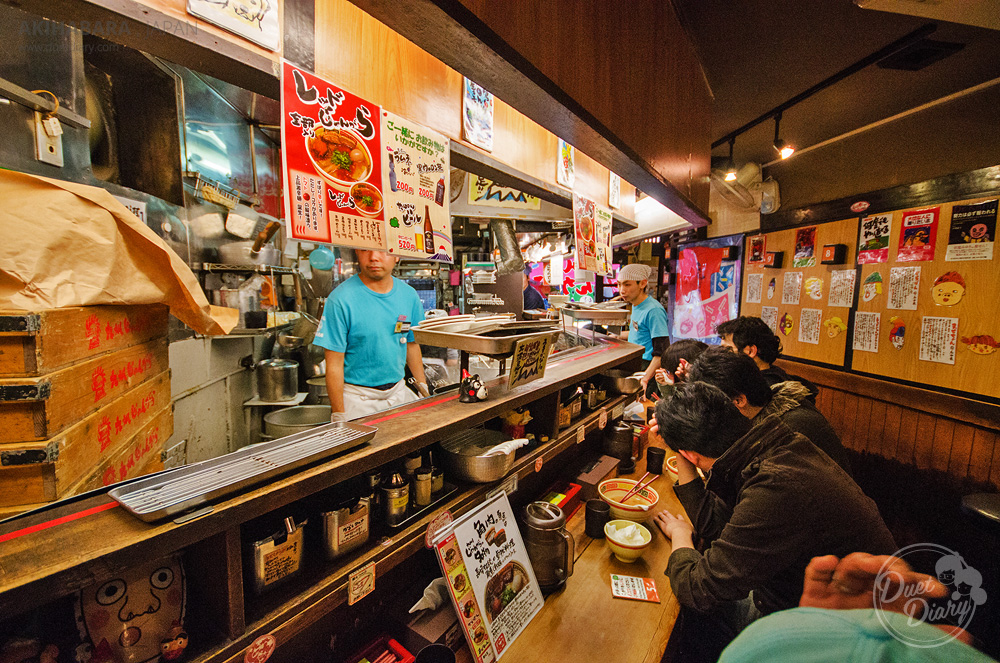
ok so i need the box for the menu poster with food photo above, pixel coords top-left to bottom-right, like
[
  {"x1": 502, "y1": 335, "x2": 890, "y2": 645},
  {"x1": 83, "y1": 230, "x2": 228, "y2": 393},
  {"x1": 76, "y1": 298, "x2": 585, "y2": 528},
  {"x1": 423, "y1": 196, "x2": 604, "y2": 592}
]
[
  {"x1": 557, "y1": 139, "x2": 575, "y2": 188},
  {"x1": 793, "y1": 226, "x2": 818, "y2": 267},
  {"x1": 434, "y1": 492, "x2": 543, "y2": 661},
  {"x1": 281, "y1": 62, "x2": 385, "y2": 249},
  {"x1": 380, "y1": 110, "x2": 453, "y2": 261},
  {"x1": 828, "y1": 269, "x2": 856, "y2": 308},
  {"x1": 573, "y1": 194, "x2": 613, "y2": 275},
  {"x1": 858, "y1": 213, "x2": 892, "y2": 264},
  {"x1": 746, "y1": 273, "x2": 763, "y2": 304},
  {"x1": 947, "y1": 199, "x2": 997, "y2": 262},
  {"x1": 463, "y1": 77, "x2": 495, "y2": 152},
  {"x1": 888, "y1": 266, "x2": 921, "y2": 310},
  {"x1": 897, "y1": 207, "x2": 939, "y2": 262},
  {"x1": 920, "y1": 316, "x2": 960, "y2": 365}
]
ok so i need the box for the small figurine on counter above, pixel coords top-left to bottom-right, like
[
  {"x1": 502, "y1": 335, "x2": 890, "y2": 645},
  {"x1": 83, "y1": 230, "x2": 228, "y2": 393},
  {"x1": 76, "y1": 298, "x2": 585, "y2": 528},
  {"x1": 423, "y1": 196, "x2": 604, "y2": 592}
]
[{"x1": 460, "y1": 371, "x2": 488, "y2": 403}]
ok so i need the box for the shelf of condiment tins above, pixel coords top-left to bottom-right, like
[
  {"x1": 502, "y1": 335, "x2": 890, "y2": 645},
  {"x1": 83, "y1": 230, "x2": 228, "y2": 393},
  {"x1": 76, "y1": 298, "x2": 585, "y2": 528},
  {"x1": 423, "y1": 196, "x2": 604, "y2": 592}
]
[{"x1": 188, "y1": 394, "x2": 631, "y2": 663}]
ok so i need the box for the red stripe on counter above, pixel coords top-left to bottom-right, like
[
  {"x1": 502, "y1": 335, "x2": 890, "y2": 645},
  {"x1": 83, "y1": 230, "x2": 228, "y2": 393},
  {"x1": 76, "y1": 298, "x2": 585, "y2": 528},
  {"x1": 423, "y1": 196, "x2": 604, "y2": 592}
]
[
  {"x1": 367, "y1": 394, "x2": 460, "y2": 424},
  {"x1": 0, "y1": 501, "x2": 119, "y2": 544}
]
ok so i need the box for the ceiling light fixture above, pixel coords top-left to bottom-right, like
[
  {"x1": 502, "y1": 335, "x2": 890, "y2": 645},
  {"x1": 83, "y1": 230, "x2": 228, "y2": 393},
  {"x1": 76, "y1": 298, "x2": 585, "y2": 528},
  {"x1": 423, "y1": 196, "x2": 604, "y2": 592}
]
[
  {"x1": 724, "y1": 139, "x2": 738, "y2": 181},
  {"x1": 773, "y1": 113, "x2": 795, "y2": 159}
]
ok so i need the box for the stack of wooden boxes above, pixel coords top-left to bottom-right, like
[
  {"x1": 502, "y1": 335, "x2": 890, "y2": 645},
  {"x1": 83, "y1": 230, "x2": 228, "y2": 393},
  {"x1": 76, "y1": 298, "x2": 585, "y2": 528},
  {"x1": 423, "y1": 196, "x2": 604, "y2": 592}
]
[{"x1": 0, "y1": 304, "x2": 172, "y2": 516}]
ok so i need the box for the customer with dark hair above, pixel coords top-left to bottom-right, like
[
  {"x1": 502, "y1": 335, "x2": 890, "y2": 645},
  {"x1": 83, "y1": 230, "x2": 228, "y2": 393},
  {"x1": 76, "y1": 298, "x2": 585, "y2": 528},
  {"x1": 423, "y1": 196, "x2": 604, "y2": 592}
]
[
  {"x1": 716, "y1": 316, "x2": 819, "y2": 397},
  {"x1": 688, "y1": 346, "x2": 851, "y2": 474},
  {"x1": 652, "y1": 382, "x2": 895, "y2": 662},
  {"x1": 654, "y1": 339, "x2": 708, "y2": 399}
]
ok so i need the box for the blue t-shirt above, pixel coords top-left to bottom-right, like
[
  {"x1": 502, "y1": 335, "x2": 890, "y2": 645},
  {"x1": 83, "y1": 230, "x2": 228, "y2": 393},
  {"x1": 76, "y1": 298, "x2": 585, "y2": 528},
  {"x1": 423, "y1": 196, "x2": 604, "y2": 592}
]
[
  {"x1": 628, "y1": 295, "x2": 669, "y2": 360},
  {"x1": 313, "y1": 276, "x2": 425, "y2": 387}
]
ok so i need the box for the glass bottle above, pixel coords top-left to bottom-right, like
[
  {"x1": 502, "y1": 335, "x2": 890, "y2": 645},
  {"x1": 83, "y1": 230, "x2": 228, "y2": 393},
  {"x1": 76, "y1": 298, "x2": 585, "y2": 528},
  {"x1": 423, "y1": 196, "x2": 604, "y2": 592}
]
[
  {"x1": 382, "y1": 471, "x2": 409, "y2": 526},
  {"x1": 388, "y1": 153, "x2": 397, "y2": 192},
  {"x1": 424, "y1": 205, "x2": 434, "y2": 255}
]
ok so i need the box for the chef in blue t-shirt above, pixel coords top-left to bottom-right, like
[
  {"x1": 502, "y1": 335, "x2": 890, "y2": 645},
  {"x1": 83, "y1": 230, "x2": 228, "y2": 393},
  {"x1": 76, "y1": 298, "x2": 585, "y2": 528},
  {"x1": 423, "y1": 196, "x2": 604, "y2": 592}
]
[
  {"x1": 617, "y1": 263, "x2": 669, "y2": 397},
  {"x1": 314, "y1": 250, "x2": 429, "y2": 421}
]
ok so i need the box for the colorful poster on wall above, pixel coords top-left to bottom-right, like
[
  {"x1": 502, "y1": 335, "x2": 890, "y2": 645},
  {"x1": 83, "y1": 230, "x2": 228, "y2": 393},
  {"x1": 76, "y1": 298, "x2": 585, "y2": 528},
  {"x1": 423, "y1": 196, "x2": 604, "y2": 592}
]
[
  {"x1": 946, "y1": 199, "x2": 997, "y2": 262},
  {"x1": 897, "y1": 207, "x2": 939, "y2": 262},
  {"x1": 672, "y1": 238, "x2": 742, "y2": 341},
  {"x1": 380, "y1": 110, "x2": 453, "y2": 261},
  {"x1": 557, "y1": 139, "x2": 575, "y2": 188},
  {"x1": 919, "y1": 316, "x2": 959, "y2": 365},
  {"x1": 799, "y1": 308, "x2": 822, "y2": 345},
  {"x1": 887, "y1": 266, "x2": 921, "y2": 310},
  {"x1": 609, "y1": 172, "x2": 621, "y2": 210},
  {"x1": 761, "y1": 306, "x2": 778, "y2": 333},
  {"x1": 282, "y1": 62, "x2": 385, "y2": 248},
  {"x1": 748, "y1": 235, "x2": 767, "y2": 264},
  {"x1": 468, "y1": 175, "x2": 541, "y2": 210},
  {"x1": 187, "y1": 0, "x2": 280, "y2": 50},
  {"x1": 432, "y1": 492, "x2": 544, "y2": 661},
  {"x1": 463, "y1": 78, "x2": 494, "y2": 152},
  {"x1": 573, "y1": 194, "x2": 612, "y2": 275},
  {"x1": 746, "y1": 273, "x2": 763, "y2": 304},
  {"x1": 793, "y1": 226, "x2": 818, "y2": 267},
  {"x1": 857, "y1": 213, "x2": 892, "y2": 264},
  {"x1": 782, "y1": 272, "x2": 802, "y2": 305},
  {"x1": 853, "y1": 311, "x2": 881, "y2": 353},
  {"x1": 828, "y1": 270, "x2": 856, "y2": 308}
]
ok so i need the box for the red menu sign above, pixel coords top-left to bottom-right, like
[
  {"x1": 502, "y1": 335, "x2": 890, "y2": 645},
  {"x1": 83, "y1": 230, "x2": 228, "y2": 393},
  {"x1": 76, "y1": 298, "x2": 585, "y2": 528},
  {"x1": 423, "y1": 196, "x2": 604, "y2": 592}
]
[{"x1": 281, "y1": 61, "x2": 386, "y2": 248}]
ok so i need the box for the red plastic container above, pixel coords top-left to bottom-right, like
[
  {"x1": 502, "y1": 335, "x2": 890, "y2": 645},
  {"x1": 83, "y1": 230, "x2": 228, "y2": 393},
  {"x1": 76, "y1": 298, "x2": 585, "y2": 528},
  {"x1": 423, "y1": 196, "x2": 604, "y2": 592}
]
[{"x1": 346, "y1": 635, "x2": 415, "y2": 663}]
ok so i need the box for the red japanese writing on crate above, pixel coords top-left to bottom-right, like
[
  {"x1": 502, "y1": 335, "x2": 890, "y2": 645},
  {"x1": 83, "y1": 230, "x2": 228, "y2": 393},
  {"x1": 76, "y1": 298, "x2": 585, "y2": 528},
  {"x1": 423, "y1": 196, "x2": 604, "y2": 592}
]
[
  {"x1": 101, "y1": 426, "x2": 160, "y2": 486},
  {"x1": 91, "y1": 354, "x2": 156, "y2": 403},
  {"x1": 97, "y1": 390, "x2": 157, "y2": 454}
]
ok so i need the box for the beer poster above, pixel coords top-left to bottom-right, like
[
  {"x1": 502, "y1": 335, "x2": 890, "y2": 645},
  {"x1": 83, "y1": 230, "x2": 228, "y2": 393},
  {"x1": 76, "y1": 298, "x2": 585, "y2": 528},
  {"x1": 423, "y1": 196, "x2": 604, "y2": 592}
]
[
  {"x1": 281, "y1": 61, "x2": 385, "y2": 248},
  {"x1": 897, "y1": 207, "x2": 939, "y2": 262},
  {"x1": 380, "y1": 110, "x2": 453, "y2": 261}
]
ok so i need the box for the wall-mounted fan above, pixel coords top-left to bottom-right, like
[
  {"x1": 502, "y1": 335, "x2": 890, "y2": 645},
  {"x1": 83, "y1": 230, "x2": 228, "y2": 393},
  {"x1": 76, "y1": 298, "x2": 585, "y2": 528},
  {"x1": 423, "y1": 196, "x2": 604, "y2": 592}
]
[{"x1": 710, "y1": 162, "x2": 761, "y2": 210}]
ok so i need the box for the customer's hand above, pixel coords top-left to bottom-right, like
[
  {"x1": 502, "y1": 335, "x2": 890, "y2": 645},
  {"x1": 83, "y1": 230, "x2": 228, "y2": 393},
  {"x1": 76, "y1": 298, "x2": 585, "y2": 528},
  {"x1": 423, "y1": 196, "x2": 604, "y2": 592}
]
[
  {"x1": 674, "y1": 358, "x2": 692, "y2": 382},
  {"x1": 799, "y1": 553, "x2": 946, "y2": 612},
  {"x1": 654, "y1": 368, "x2": 673, "y2": 386},
  {"x1": 653, "y1": 510, "x2": 693, "y2": 540}
]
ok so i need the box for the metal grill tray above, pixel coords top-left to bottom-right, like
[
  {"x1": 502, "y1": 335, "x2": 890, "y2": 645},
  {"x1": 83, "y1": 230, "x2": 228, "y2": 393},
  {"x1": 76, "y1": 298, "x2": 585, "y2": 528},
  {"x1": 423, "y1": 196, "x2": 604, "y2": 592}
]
[
  {"x1": 413, "y1": 321, "x2": 560, "y2": 357},
  {"x1": 110, "y1": 422, "x2": 377, "y2": 522},
  {"x1": 559, "y1": 307, "x2": 630, "y2": 325}
]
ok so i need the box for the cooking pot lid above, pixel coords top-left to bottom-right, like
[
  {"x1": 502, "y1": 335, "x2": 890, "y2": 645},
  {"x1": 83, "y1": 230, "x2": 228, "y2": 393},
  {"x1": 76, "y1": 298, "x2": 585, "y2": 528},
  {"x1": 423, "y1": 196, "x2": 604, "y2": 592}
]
[
  {"x1": 258, "y1": 358, "x2": 299, "y2": 369},
  {"x1": 524, "y1": 501, "x2": 565, "y2": 529}
]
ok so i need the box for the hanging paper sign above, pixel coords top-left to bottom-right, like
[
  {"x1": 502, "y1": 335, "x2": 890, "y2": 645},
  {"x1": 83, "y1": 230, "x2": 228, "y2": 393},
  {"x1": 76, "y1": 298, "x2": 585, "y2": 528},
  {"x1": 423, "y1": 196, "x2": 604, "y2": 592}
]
[
  {"x1": 508, "y1": 334, "x2": 552, "y2": 389},
  {"x1": 557, "y1": 139, "x2": 575, "y2": 188},
  {"x1": 853, "y1": 312, "x2": 881, "y2": 353},
  {"x1": 897, "y1": 207, "x2": 939, "y2": 262},
  {"x1": 381, "y1": 110, "x2": 452, "y2": 261},
  {"x1": 888, "y1": 266, "x2": 921, "y2": 310},
  {"x1": 793, "y1": 226, "x2": 817, "y2": 267},
  {"x1": 573, "y1": 193, "x2": 613, "y2": 275},
  {"x1": 463, "y1": 78, "x2": 494, "y2": 152},
  {"x1": 888, "y1": 316, "x2": 906, "y2": 350},
  {"x1": 828, "y1": 270, "x2": 856, "y2": 308},
  {"x1": 432, "y1": 492, "x2": 544, "y2": 662},
  {"x1": 468, "y1": 174, "x2": 541, "y2": 210},
  {"x1": 282, "y1": 62, "x2": 385, "y2": 248},
  {"x1": 961, "y1": 334, "x2": 1000, "y2": 355},
  {"x1": 761, "y1": 306, "x2": 778, "y2": 333},
  {"x1": 187, "y1": 0, "x2": 280, "y2": 51},
  {"x1": 823, "y1": 316, "x2": 848, "y2": 338},
  {"x1": 946, "y1": 199, "x2": 997, "y2": 262},
  {"x1": 609, "y1": 172, "x2": 622, "y2": 209},
  {"x1": 858, "y1": 213, "x2": 892, "y2": 264},
  {"x1": 748, "y1": 235, "x2": 767, "y2": 264},
  {"x1": 919, "y1": 317, "x2": 959, "y2": 364},
  {"x1": 781, "y1": 272, "x2": 802, "y2": 305},
  {"x1": 799, "y1": 309, "x2": 822, "y2": 344},
  {"x1": 746, "y1": 273, "x2": 763, "y2": 304}
]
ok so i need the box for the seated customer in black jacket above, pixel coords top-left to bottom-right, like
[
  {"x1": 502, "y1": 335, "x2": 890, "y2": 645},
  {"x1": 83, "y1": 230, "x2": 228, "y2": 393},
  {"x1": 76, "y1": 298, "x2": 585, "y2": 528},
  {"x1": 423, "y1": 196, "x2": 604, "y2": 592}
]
[
  {"x1": 715, "y1": 316, "x2": 819, "y2": 399},
  {"x1": 688, "y1": 346, "x2": 852, "y2": 475},
  {"x1": 653, "y1": 383, "x2": 895, "y2": 662}
]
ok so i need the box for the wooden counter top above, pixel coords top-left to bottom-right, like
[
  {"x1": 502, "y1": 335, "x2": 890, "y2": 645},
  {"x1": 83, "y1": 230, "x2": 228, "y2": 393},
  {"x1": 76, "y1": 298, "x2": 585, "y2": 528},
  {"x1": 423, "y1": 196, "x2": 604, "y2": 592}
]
[{"x1": 502, "y1": 438, "x2": 686, "y2": 663}]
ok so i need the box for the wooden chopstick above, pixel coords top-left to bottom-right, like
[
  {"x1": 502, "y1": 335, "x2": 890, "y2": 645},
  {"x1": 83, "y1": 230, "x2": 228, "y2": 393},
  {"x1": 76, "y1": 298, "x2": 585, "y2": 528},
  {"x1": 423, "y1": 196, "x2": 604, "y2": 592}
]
[
  {"x1": 620, "y1": 473, "x2": 657, "y2": 504},
  {"x1": 619, "y1": 472, "x2": 650, "y2": 502}
]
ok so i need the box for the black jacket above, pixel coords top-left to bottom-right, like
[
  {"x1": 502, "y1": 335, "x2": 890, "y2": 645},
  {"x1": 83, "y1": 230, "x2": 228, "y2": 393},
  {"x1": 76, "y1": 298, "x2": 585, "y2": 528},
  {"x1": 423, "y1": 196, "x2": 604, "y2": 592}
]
[
  {"x1": 760, "y1": 364, "x2": 818, "y2": 401},
  {"x1": 667, "y1": 415, "x2": 895, "y2": 616},
  {"x1": 753, "y1": 381, "x2": 851, "y2": 476}
]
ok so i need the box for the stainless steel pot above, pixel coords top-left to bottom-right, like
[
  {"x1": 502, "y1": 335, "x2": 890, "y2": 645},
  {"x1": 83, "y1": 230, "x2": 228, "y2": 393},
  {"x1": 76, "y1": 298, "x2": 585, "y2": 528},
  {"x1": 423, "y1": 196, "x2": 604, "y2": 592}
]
[
  {"x1": 438, "y1": 428, "x2": 515, "y2": 483},
  {"x1": 306, "y1": 376, "x2": 329, "y2": 405},
  {"x1": 219, "y1": 240, "x2": 281, "y2": 266},
  {"x1": 602, "y1": 369, "x2": 642, "y2": 395},
  {"x1": 257, "y1": 358, "x2": 299, "y2": 402},
  {"x1": 263, "y1": 405, "x2": 332, "y2": 438}
]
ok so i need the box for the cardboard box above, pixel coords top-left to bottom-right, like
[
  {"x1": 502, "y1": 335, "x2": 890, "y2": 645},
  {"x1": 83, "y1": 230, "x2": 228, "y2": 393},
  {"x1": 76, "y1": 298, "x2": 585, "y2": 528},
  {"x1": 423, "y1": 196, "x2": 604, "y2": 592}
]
[{"x1": 575, "y1": 455, "x2": 619, "y2": 503}]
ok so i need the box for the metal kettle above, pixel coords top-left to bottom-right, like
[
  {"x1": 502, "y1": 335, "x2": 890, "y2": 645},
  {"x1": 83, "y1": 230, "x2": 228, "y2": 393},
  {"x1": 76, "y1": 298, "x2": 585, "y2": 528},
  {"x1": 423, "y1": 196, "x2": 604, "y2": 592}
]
[{"x1": 522, "y1": 501, "x2": 574, "y2": 593}]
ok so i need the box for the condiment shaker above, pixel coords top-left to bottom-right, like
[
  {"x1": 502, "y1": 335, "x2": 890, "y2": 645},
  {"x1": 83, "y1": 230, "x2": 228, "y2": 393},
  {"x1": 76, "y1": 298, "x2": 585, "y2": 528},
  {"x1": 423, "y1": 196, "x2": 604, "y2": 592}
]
[{"x1": 382, "y1": 471, "x2": 409, "y2": 526}]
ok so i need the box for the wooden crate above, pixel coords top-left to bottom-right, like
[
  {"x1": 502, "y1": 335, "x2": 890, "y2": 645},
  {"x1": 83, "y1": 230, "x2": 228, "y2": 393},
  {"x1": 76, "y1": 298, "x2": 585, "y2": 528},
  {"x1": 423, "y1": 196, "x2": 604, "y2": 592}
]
[
  {"x1": 0, "y1": 304, "x2": 169, "y2": 377},
  {"x1": 0, "y1": 370, "x2": 170, "y2": 506},
  {"x1": 71, "y1": 405, "x2": 172, "y2": 494},
  {"x1": 0, "y1": 338, "x2": 169, "y2": 444}
]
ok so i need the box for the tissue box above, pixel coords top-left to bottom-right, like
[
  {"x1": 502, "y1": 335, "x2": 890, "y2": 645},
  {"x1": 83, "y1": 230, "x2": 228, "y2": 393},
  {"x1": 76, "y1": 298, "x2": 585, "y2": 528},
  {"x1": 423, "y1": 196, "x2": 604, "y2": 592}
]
[{"x1": 575, "y1": 455, "x2": 619, "y2": 503}]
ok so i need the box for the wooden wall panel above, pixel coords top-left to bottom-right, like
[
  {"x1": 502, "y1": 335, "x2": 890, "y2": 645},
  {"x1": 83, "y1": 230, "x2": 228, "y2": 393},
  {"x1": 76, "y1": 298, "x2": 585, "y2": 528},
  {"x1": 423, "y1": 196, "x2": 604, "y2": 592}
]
[
  {"x1": 852, "y1": 195, "x2": 1000, "y2": 398},
  {"x1": 314, "y1": 0, "x2": 635, "y2": 216},
  {"x1": 948, "y1": 424, "x2": 976, "y2": 478},
  {"x1": 969, "y1": 429, "x2": 995, "y2": 484},
  {"x1": 741, "y1": 219, "x2": 859, "y2": 365}
]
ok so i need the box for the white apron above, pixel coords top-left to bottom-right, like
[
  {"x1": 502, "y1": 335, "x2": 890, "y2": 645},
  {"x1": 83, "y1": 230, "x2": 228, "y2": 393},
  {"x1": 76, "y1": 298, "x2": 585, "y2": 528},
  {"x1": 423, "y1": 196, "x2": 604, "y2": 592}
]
[{"x1": 343, "y1": 380, "x2": 418, "y2": 420}]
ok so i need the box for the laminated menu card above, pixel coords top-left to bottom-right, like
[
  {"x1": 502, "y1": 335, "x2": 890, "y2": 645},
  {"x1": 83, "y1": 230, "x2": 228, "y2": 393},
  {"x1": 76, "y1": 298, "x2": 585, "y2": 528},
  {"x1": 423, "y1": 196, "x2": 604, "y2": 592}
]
[{"x1": 611, "y1": 574, "x2": 661, "y2": 603}]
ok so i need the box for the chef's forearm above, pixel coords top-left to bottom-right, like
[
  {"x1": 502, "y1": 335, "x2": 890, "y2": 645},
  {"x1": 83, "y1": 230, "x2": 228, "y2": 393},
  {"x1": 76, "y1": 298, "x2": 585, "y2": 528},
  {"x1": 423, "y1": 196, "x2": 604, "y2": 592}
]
[
  {"x1": 325, "y1": 350, "x2": 346, "y2": 413},
  {"x1": 406, "y1": 343, "x2": 429, "y2": 395}
]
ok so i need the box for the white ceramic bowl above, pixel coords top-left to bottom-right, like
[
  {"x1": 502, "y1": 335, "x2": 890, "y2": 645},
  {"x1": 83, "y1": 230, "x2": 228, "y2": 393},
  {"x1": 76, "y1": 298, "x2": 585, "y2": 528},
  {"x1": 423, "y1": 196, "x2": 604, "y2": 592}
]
[
  {"x1": 605, "y1": 519, "x2": 652, "y2": 563},
  {"x1": 598, "y1": 478, "x2": 659, "y2": 523}
]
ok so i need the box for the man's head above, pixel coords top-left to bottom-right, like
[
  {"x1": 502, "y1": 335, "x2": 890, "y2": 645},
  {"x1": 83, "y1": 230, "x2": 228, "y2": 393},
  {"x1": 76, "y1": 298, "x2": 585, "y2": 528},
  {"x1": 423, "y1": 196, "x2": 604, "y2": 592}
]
[
  {"x1": 654, "y1": 381, "x2": 751, "y2": 467},
  {"x1": 356, "y1": 250, "x2": 398, "y2": 282},
  {"x1": 715, "y1": 316, "x2": 782, "y2": 367},
  {"x1": 661, "y1": 339, "x2": 708, "y2": 377},
  {"x1": 688, "y1": 346, "x2": 772, "y2": 417},
  {"x1": 617, "y1": 263, "x2": 652, "y2": 304}
]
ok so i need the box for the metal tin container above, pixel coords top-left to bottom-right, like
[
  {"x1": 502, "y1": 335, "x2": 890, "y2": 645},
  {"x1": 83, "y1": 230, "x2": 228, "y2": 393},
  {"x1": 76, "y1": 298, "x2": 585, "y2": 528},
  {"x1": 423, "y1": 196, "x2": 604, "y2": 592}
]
[
  {"x1": 414, "y1": 467, "x2": 433, "y2": 506},
  {"x1": 250, "y1": 517, "x2": 306, "y2": 594},
  {"x1": 257, "y1": 358, "x2": 299, "y2": 402},
  {"x1": 320, "y1": 498, "x2": 370, "y2": 560}
]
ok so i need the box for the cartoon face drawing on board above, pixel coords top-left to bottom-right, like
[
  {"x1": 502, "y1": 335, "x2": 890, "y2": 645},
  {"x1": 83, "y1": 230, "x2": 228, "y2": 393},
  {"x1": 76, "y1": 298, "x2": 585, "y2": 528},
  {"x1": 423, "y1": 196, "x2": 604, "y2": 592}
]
[
  {"x1": 766, "y1": 278, "x2": 776, "y2": 300},
  {"x1": 779, "y1": 312, "x2": 793, "y2": 336},
  {"x1": 963, "y1": 222, "x2": 991, "y2": 243},
  {"x1": 862, "y1": 272, "x2": 883, "y2": 302},
  {"x1": 931, "y1": 271, "x2": 966, "y2": 306},
  {"x1": 961, "y1": 335, "x2": 1000, "y2": 355},
  {"x1": 889, "y1": 316, "x2": 906, "y2": 350},
  {"x1": 76, "y1": 556, "x2": 186, "y2": 663},
  {"x1": 823, "y1": 317, "x2": 847, "y2": 338},
  {"x1": 804, "y1": 277, "x2": 823, "y2": 300}
]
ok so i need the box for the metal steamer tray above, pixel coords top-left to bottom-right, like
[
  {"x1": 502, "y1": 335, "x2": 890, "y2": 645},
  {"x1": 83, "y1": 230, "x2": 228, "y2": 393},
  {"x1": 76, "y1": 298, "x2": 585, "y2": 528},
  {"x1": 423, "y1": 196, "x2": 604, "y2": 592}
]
[
  {"x1": 558, "y1": 304, "x2": 630, "y2": 326},
  {"x1": 110, "y1": 422, "x2": 377, "y2": 522},
  {"x1": 413, "y1": 319, "x2": 561, "y2": 358}
]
